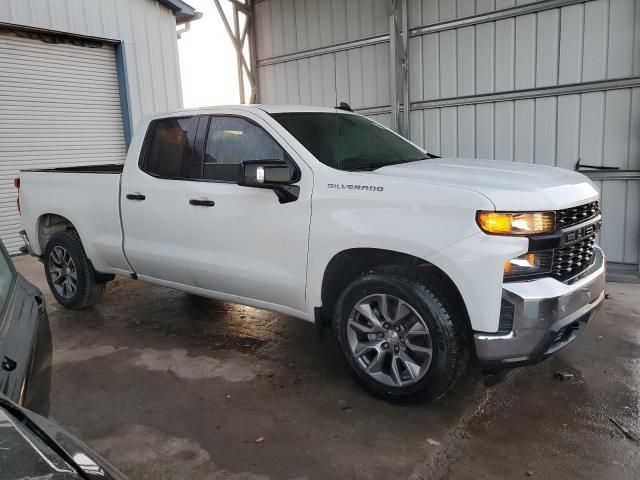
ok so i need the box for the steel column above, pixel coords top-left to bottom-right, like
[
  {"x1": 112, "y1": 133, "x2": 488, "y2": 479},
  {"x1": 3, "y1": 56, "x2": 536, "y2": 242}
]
[
  {"x1": 388, "y1": 0, "x2": 409, "y2": 135},
  {"x1": 213, "y1": 0, "x2": 259, "y2": 103}
]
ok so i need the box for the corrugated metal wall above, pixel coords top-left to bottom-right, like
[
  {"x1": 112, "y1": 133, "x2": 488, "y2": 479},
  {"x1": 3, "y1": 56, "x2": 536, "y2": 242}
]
[
  {"x1": 254, "y1": 0, "x2": 640, "y2": 275},
  {"x1": 0, "y1": 0, "x2": 184, "y2": 134}
]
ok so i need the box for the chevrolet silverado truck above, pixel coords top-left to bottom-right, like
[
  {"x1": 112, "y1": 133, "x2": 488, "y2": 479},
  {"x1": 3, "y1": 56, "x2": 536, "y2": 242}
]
[{"x1": 16, "y1": 105, "x2": 605, "y2": 401}]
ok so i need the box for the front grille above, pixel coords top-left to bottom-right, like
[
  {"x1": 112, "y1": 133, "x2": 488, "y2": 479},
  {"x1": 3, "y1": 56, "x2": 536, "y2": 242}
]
[
  {"x1": 555, "y1": 201, "x2": 599, "y2": 229},
  {"x1": 550, "y1": 234, "x2": 597, "y2": 281}
]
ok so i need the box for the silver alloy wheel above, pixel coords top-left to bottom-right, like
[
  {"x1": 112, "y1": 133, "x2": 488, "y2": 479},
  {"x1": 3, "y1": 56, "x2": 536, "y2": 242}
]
[
  {"x1": 48, "y1": 246, "x2": 78, "y2": 299},
  {"x1": 347, "y1": 293, "x2": 433, "y2": 387}
]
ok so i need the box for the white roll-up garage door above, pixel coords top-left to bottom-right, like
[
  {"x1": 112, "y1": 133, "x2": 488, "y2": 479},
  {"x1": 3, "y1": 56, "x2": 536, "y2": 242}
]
[{"x1": 0, "y1": 30, "x2": 126, "y2": 253}]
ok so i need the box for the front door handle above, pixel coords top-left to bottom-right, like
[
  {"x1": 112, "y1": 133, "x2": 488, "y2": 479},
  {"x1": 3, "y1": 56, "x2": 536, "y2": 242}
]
[
  {"x1": 189, "y1": 199, "x2": 215, "y2": 207},
  {"x1": 126, "y1": 193, "x2": 146, "y2": 201}
]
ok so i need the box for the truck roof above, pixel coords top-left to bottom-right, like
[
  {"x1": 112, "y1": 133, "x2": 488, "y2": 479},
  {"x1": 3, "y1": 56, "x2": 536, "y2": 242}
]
[{"x1": 149, "y1": 104, "x2": 353, "y2": 120}]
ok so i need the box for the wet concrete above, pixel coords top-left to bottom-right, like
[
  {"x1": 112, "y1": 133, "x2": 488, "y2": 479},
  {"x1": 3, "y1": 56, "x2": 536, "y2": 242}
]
[
  {"x1": 445, "y1": 283, "x2": 640, "y2": 480},
  {"x1": 13, "y1": 255, "x2": 640, "y2": 480}
]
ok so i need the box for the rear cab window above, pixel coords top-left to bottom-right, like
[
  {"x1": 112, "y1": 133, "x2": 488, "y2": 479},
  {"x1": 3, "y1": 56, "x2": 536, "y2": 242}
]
[{"x1": 140, "y1": 117, "x2": 199, "y2": 179}]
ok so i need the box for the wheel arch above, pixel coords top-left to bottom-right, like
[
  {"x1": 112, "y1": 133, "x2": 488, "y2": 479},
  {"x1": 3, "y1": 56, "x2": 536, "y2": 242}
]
[
  {"x1": 318, "y1": 248, "x2": 471, "y2": 335},
  {"x1": 36, "y1": 213, "x2": 77, "y2": 254},
  {"x1": 38, "y1": 216, "x2": 113, "y2": 284}
]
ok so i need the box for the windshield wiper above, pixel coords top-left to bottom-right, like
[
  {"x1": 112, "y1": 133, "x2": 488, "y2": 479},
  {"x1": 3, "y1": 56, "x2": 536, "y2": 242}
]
[
  {"x1": 344, "y1": 157, "x2": 429, "y2": 172},
  {"x1": 344, "y1": 163, "x2": 387, "y2": 171}
]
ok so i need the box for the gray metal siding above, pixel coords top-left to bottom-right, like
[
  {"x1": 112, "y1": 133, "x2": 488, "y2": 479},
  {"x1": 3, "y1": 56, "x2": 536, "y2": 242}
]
[{"x1": 255, "y1": 0, "x2": 640, "y2": 271}]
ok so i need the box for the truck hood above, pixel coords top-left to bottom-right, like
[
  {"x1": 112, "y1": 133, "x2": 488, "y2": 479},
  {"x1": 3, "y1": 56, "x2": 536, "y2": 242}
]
[{"x1": 375, "y1": 158, "x2": 599, "y2": 210}]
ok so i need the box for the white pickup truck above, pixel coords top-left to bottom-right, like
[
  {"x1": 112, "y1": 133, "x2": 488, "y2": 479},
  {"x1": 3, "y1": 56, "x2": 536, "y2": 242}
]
[{"x1": 17, "y1": 105, "x2": 605, "y2": 401}]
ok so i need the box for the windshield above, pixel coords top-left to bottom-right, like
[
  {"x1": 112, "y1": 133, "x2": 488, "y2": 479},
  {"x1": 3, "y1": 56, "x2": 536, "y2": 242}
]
[{"x1": 271, "y1": 112, "x2": 428, "y2": 171}]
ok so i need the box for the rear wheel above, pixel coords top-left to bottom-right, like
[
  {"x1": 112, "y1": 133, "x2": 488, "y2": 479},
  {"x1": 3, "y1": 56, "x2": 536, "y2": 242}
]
[
  {"x1": 334, "y1": 266, "x2": 468, "y2": 402},
  {"x1": 44, "y1": 230, "x2": 105, "y2": 309}
]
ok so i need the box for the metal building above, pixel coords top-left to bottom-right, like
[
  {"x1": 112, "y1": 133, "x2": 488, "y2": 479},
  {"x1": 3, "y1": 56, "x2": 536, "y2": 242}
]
[
  {"x1": 0, "y1": 0, "x2": 199, "y2": 252},
  {"x1": 221, "y1": 0, "x2": 640, "y2": 281}
]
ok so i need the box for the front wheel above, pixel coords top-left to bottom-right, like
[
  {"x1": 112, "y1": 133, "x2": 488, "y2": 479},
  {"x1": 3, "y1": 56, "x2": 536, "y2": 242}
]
[
  {"x1": 334, "y1": 266, "x2": 468, "y2": 402},
  {"x1": 44, "y1": 230, "x2": 105, "y2": 309}
]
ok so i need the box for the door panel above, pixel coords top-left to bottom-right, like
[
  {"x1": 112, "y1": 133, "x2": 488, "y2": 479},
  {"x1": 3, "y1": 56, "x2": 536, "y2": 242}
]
[
  {"x1": 186, "y1": 181, "x2": 311, "y2": 311},
  {"x1": 184, "y1": 115, "x2": 312, "y2": 312},
  {"x1": 121, "y1": 116, "x2": 198, "y2": 285}
]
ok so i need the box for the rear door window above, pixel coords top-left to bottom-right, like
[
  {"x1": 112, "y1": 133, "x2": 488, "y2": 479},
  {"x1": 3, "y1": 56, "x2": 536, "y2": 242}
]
[{"x1": 142, "y1": 117, "x2": 199, "y2": 179}]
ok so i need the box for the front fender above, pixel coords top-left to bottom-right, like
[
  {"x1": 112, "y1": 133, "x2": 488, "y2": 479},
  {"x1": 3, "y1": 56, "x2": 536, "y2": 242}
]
[{"x1": 306, "y1": 178, "x2": 507, "y2": 328}]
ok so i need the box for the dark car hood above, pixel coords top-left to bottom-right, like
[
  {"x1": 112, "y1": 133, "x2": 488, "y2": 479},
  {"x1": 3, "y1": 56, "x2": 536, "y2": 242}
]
[
  {"x1": 0, "y1": 406, "x2": 81, "y2": 479},
  {"x1": 0, "y1": 397, "x2": 128, "y2": 480}
]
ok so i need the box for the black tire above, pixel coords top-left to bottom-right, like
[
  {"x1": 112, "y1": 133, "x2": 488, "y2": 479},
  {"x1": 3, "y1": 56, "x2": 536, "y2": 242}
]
[
  {"x1": 333, "y1": 265, "x2": 469, "y2": 402},
  {"x1": 44, "y1": 230, "x2": 105, "y2": 309}
]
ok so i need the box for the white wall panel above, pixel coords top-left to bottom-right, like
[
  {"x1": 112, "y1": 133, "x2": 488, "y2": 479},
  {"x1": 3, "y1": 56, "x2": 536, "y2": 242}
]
[
  {"x1": 582, "y1": 0, "x2": 609, "y2": 82},
  {"x1": 475, "y1": 104, "x2": 495, "y2": 159},
  {"x1": 495, "y1": 18, "x2": 516, "y2": 91},
  {"x1": 515, "y1": 14, "x2": 536, "y2": 89},
  {"x1": 422, "y1": 33, "x2": 440, "y2": 99},
  {"x1": 533, "y1": 97, "x2": 557, "y2": 166},
  {"x1": 424, "y1": 109, "x2": 441, "y2": 153},
  {"x1": 494, "y1": 102, "x2": 515, "y2": 161},
  {"x1": 476, "y1": 22, "x2": 495, "y2": 94},
  {"x1": 457, "y1": 27, "x2": 475, "y2": 96},
  {"x1": 440, "y1": 107, "x2": 458, "y2": 157},
  {"x1": 536, "y1": 10, "x2": 560, "y2": 87},
  {"x1": 556, "y1": 95, "x2": 581, "y2": 169},
  {"x1": 558, "y1": 3, "x2": 584, "y2": 84},
  {"x1": 457, "y1": 105, "x2": 475, "y2": 157},
  {"x1": 439, "y1": 30, "x2": 457, "y2": 97}
]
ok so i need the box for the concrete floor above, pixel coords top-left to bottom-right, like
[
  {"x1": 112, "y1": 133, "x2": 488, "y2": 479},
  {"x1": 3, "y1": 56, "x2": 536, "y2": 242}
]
[{"x1": 14, "y1": 255, "x2": 640, "y2": 480}]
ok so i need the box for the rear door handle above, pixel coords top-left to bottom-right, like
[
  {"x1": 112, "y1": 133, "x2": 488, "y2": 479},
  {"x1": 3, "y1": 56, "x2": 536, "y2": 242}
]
[
  {"x1": 2, "y1": 356, "x2": 16, "y2": 372},
  {"x1": 126, "y1": 193, "x2": 146, "y2": 201},
  {"x1": 189, "y1": 199, "x2": 215, "y2": 207},
  {"x1": 34, "y1": 294, "x2": 45, "y2": 314}
]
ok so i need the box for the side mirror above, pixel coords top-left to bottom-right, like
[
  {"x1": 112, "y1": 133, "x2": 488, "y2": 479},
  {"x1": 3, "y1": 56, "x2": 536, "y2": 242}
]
[{"x1": 238, "y1": 160, "x2": 300, "y2": 204}]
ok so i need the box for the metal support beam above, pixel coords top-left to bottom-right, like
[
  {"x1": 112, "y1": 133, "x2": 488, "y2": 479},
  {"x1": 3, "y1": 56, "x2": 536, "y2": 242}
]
[
  {"x1": 388, "y1": 0, "x2": 409, "y2": 136},
  {"x1": 213, "y1": 0, "x2": 259, "y2": 103}
]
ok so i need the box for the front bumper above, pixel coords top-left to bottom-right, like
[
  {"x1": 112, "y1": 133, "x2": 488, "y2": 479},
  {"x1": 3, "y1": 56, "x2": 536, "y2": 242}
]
[{"x1": 474, "y1": 245, "x2": 605, "y2": 369}]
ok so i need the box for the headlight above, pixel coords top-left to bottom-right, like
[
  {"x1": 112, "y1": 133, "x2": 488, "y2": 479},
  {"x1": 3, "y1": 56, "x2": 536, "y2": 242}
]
[
  {"x1": 476, "y1": 211, "x2": 555, "y2": 235},
  {"x1": 504, "y1": 252, "x2": 552, "y2": 278}
]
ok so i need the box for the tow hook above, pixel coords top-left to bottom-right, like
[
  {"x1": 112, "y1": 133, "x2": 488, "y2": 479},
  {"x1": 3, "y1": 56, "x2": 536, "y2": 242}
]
[{"x1": 483, "y1": 367, "x2": 520, "y2": 387}]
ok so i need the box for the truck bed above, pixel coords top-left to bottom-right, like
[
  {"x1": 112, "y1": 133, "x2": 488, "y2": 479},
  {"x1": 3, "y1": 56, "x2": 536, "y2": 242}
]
[
  {"x1": 21, "y1": 164, "x2": 124, "y2": 174},
  {"x1": 19, "y1": 167, "x2": 129, "y2": 274}
]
